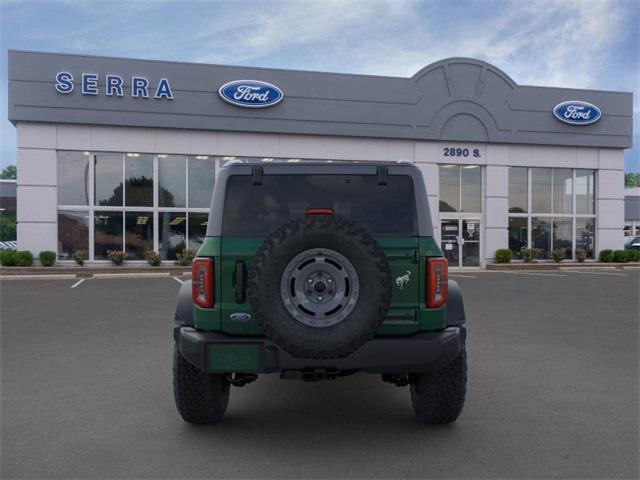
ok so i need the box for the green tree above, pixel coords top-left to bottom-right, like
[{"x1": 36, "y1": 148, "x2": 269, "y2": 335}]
[
  {"x1": 1, "y1": 165, "x2": 16, "y2": 179},
  {"x1": 0, "y1": 215, "x2": 17, "y2": 241},
  {"x1": 625, "y1": 172, "x2": 640, "y2": 188}
]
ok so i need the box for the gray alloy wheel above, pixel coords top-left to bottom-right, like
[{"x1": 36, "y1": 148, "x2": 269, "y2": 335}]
[{"x1": 280, "y1": 248, "x2": 360, "y2": 328}]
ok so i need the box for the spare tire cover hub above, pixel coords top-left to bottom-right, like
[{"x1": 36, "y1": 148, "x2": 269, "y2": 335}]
[{"x1": 280, "y1": 248, "x2": 360, "y2": 328}]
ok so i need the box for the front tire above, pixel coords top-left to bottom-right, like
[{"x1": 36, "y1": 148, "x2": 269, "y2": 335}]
[
  {"x1": 173, "y1": 344, "x2": 230, "y2": 424},
  {"x1": 410, "y1": 348, "x2": 467, "y2": 424}
]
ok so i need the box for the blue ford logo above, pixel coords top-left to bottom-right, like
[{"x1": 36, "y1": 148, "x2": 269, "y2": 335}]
[
  {"x1": 218, "y1": 80, "x2": 283, "y2": 108},
  {"x1": 553, "y1": 100, "x2": 601, "y2": 125}
]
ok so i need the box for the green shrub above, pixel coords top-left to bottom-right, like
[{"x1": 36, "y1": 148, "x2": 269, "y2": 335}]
[
  {"x1": 107, "y1": 250, "x2": 127, "y2": 266},
  {"x1": 520, "y1": 248, "x2": 533, "y2": 263},
  {"x1": 15, "y1": 250, "x2": 34, "y2": 267},
  {"x1": 626, "y1": 249, "x2": 639, "y2": 262},
  {"x1": 613, "y1": 250, "x2": 628, "y2": 263},
  {"x1": 575, "y1": 249, "x2": 587, "y2": 263},
  {"x1": 551, "y1": 249, "x2": 565, "y2": 263},
  {"x1": 144, "y1": 250, "x2": 161, "y2": 266},
  {"x1": 175, "y1": 249, "x2": 196, "y2": 266},
  {"x1": 495, "y1": 249, "x2": 512, "y2": 263},
  {"x1": 39, "y1": 250, "x2": 57, "y2": 267},
  {"x1": 0, "y1": 249, "x2": 18, "y2": 266},
  {"x1": 599, "y1": 249, "x2": 614, "y2": 262},
  {"x1": 73, "y1": 250, "x2": 87, "y2": 266}
]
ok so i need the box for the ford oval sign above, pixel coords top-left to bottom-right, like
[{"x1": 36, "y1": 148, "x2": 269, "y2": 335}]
[
  {"x1": 218, "y1": 80, "x2": 283, "y2": 108},
  {"x1": 553, "y1": 100, "x2": 601, "y2": 125}
]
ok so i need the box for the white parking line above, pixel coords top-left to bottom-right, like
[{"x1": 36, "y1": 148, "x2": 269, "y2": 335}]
[
  {"x1": 70, "y1": 278, "x2": 86, "y2": 288},
  {"x1": 450, "y1": 274, "x2": 477, "y2": 278},
  {"x1": 172, "y1": 276, "x2": 184, "y2": 284},
  {"x1": 568, "y1": 270, "x2": 626, "y2": 276},
  {"x1": 499, "y1": 271, "x2": 567, "y2": 277}
]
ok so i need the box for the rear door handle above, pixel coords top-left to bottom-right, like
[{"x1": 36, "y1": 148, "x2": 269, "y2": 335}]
[{"x1": 234, "y1": 261, "x2": 246, "y2": 304}]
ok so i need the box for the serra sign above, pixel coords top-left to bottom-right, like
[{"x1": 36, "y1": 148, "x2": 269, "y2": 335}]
[
  {"x1": 55, "y1": 72, "x2": 174, "y2": 99},
  {"x1": 553, "y1": 100, "x2": 601, "y2": 125},
  {"x1": 218, "y1": 80, "x2": 284, "y2": 108}
]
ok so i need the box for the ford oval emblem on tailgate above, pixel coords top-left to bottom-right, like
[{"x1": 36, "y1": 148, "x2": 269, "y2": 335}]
[
  {"x1": 218, "y1": 80, "x2": 284, "y2": 108},
  {"x1": 230, "y1": 312, "x2": 252, "y2": 322}
]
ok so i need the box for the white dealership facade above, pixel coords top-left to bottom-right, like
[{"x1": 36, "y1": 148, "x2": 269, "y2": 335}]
[{"x1": 8, "y1": 51, "x2": 633, "y2": 267}]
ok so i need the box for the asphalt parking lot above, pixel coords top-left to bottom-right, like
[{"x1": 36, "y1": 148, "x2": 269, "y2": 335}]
[{"x1": 1, "y1": 270, "x2": 639, "y2": 479}]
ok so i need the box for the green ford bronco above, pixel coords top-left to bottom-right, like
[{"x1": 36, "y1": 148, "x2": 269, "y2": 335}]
[{"x1": 174, "y1": 161, "x2": 467, "y2": 424}]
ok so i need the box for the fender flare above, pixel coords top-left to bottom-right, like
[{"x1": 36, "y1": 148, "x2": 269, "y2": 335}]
[
  {"x1": 175, "y1": 280, "x2": 194, "y2": 327},
  {"x1": 446, "y1": 279, "x2": 466, "y2": 326}
]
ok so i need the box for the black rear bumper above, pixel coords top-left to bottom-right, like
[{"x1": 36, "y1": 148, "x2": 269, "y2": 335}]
[{"x1": 175, "y1": 326, "x2": 464, "y2": 375}]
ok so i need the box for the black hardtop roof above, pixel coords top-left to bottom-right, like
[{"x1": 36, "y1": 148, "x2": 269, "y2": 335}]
[{"x1": 222, "y1": 160, "x2": 417, "y2": 169}]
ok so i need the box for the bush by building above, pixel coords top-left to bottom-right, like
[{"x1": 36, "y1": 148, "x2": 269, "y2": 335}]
[
  {"x1": 144, "y1": 250, "x2": 161, "y2": 266},
  {"x1": 0, "y1": 249, "x2": 17, "y2": 266},
  {"x1": 495, "y1": 249, "x2": 512, "y2": 263},
  {"x1": 14, "y1": 250, "x2": 33, "y2": 267},
  {"x1": 73, "y1": 250, "x2": 87, "y2": 266},
  {"x1": 626, "y1": 249, "x2": 639, "y2": 262},
  {"x1": 175, "y1": 249, "x2": 195, "y2": 266},
  {"x1": 551, "y1": 249, "x2": 565, "y2": 263},
  {"x1": 599, "y1": 249, "x2": 614, "y2": 262},
  {"x1": 613, "y1": 250, "x2": 628, "y2": 263},
  {"x1": 107, "y1": 250, "x2": 127, "y2": 266},
  {"x1": 575, "y1": 249, "x2": 587, "y2": 263},
  {"x1": 39, "y1": 250, "x2": 56, "y2": 267}
]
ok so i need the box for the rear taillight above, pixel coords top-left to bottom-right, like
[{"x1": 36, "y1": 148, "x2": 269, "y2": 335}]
[
  {"x1": 426, "y1": 258, "x2": 448, "y2": 308},
  {"x1": 192, "y1": 257, "x2": 214, "y2": 308}
]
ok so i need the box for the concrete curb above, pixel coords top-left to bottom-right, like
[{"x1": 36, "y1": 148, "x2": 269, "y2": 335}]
[
  {"x1": 0, "y1": 266, "x2": 191, "y2": 278},
  {"x1": 486, "y1": 262, "x2": 639, "y2": 271}
]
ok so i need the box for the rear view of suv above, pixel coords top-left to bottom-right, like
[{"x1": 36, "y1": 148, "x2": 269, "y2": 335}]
[{"x1": 174, "y1": 161, "x2": 467, "y2": 424}]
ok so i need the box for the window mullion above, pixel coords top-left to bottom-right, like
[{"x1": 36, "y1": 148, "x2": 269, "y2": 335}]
[
  {"x1": 527, "y1": 168, "x2": 532, "y2": 249},
  {"x1": 89, "y1": 153, "x2": 95, "y2": 261}
]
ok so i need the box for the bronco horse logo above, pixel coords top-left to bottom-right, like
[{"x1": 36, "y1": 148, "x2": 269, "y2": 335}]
[{"x1": 395, "y1": 271, "x2": 411, "y2": 290}]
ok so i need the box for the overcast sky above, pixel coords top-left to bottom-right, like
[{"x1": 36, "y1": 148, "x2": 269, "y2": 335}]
[{"x1": 1, "y1": 0, "x2": 638, "y2": 171}]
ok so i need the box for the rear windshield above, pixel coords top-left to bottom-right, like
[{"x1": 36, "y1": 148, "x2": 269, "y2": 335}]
[{"x1": 222, "y1": 174, "x2": 417, "y2": 236}]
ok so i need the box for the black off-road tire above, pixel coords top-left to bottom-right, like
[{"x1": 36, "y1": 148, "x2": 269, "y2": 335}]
[
  {"x1": 173, "y1": 344, "x2": 230, "y2": 424},
  {"x1": 410, "y1": 347, "x2": 467, "y2": 424},
  {"x1": 248, "y1": 215, "x2": 391, "y2": 359}
]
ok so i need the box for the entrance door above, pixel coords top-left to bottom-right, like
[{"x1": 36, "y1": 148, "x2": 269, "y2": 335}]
[
  {"x1": 440, "y1": 218, "x2": 481, "y2": 267},
  {"x1": 440, "y1": 219, "x2": 459, "y2": 266},
  {"x1": 461, "y1": 219, "x2": 480, "y2": 267}
]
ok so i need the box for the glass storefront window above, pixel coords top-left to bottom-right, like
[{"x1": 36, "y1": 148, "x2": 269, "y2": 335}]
[
  {"x1": 125, "y1": 212, "x2": 153, "y2": 260},
  {"x1": 576, "y1": 218, "x2": 595, "y2": 258},
  {"x1": 188, "y1": 156, "x2": 215, "y2": 208},
  {"x1": 461, "y1": 165, "x2": 481, "y2": 213},
  {"x1": 508, "y1": 167, "x2": 527, "y2": 213},
  {"x1": 188, "y1": 212, "x2": 209, "y2": 252},
  {"x1": 159, "y1": 212, "x2": 186, "y2": 260},
  {"x1": 552, "y1": 217, "x2": 572, "y2": 258},
  {"x1": 531, "y1": 217, "x2": 551, "y2": 259},
  {"x1": 552, "y1": 169, "x2": 572, "y2": 214},
  {"x1": 95, "y1": 153, "x2": 123, "y2": 206},
  {"x1": 576, "y1": 170, "x2": 595, "y2": 214},
  {"x1": 439, "y1": 165, "x2": 459, "y2": 212},
  {"x1": 94, "y1": 211, "x2": 123, "y2": 259},
  {"x1": 531, "y1": 168, "x2": 552, "y2": 213},
  {"x1": 58, "y1": 210, "x2": 89, "y2": 259},
  {"x1": 125, "y1": 153, "x2": 153, "y2": 207},
  {"x1": 159, "y1": 155, "x2": 186, "y2": 207},
  {"x1": 508, "y1": 217, "x2": 527, "y2": 258},
  {"x1": 58, "y1": 151, "x2": 90, "y2": 205}
]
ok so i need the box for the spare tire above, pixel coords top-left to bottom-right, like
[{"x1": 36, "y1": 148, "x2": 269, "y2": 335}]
[{"x1": 248, "y1": 215, "x2": 391, "y2": 359}]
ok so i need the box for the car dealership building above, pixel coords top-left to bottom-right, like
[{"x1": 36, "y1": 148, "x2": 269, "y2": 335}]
[{"x1": 7, "y1": 50, "x2": 633, "y2": 267}]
